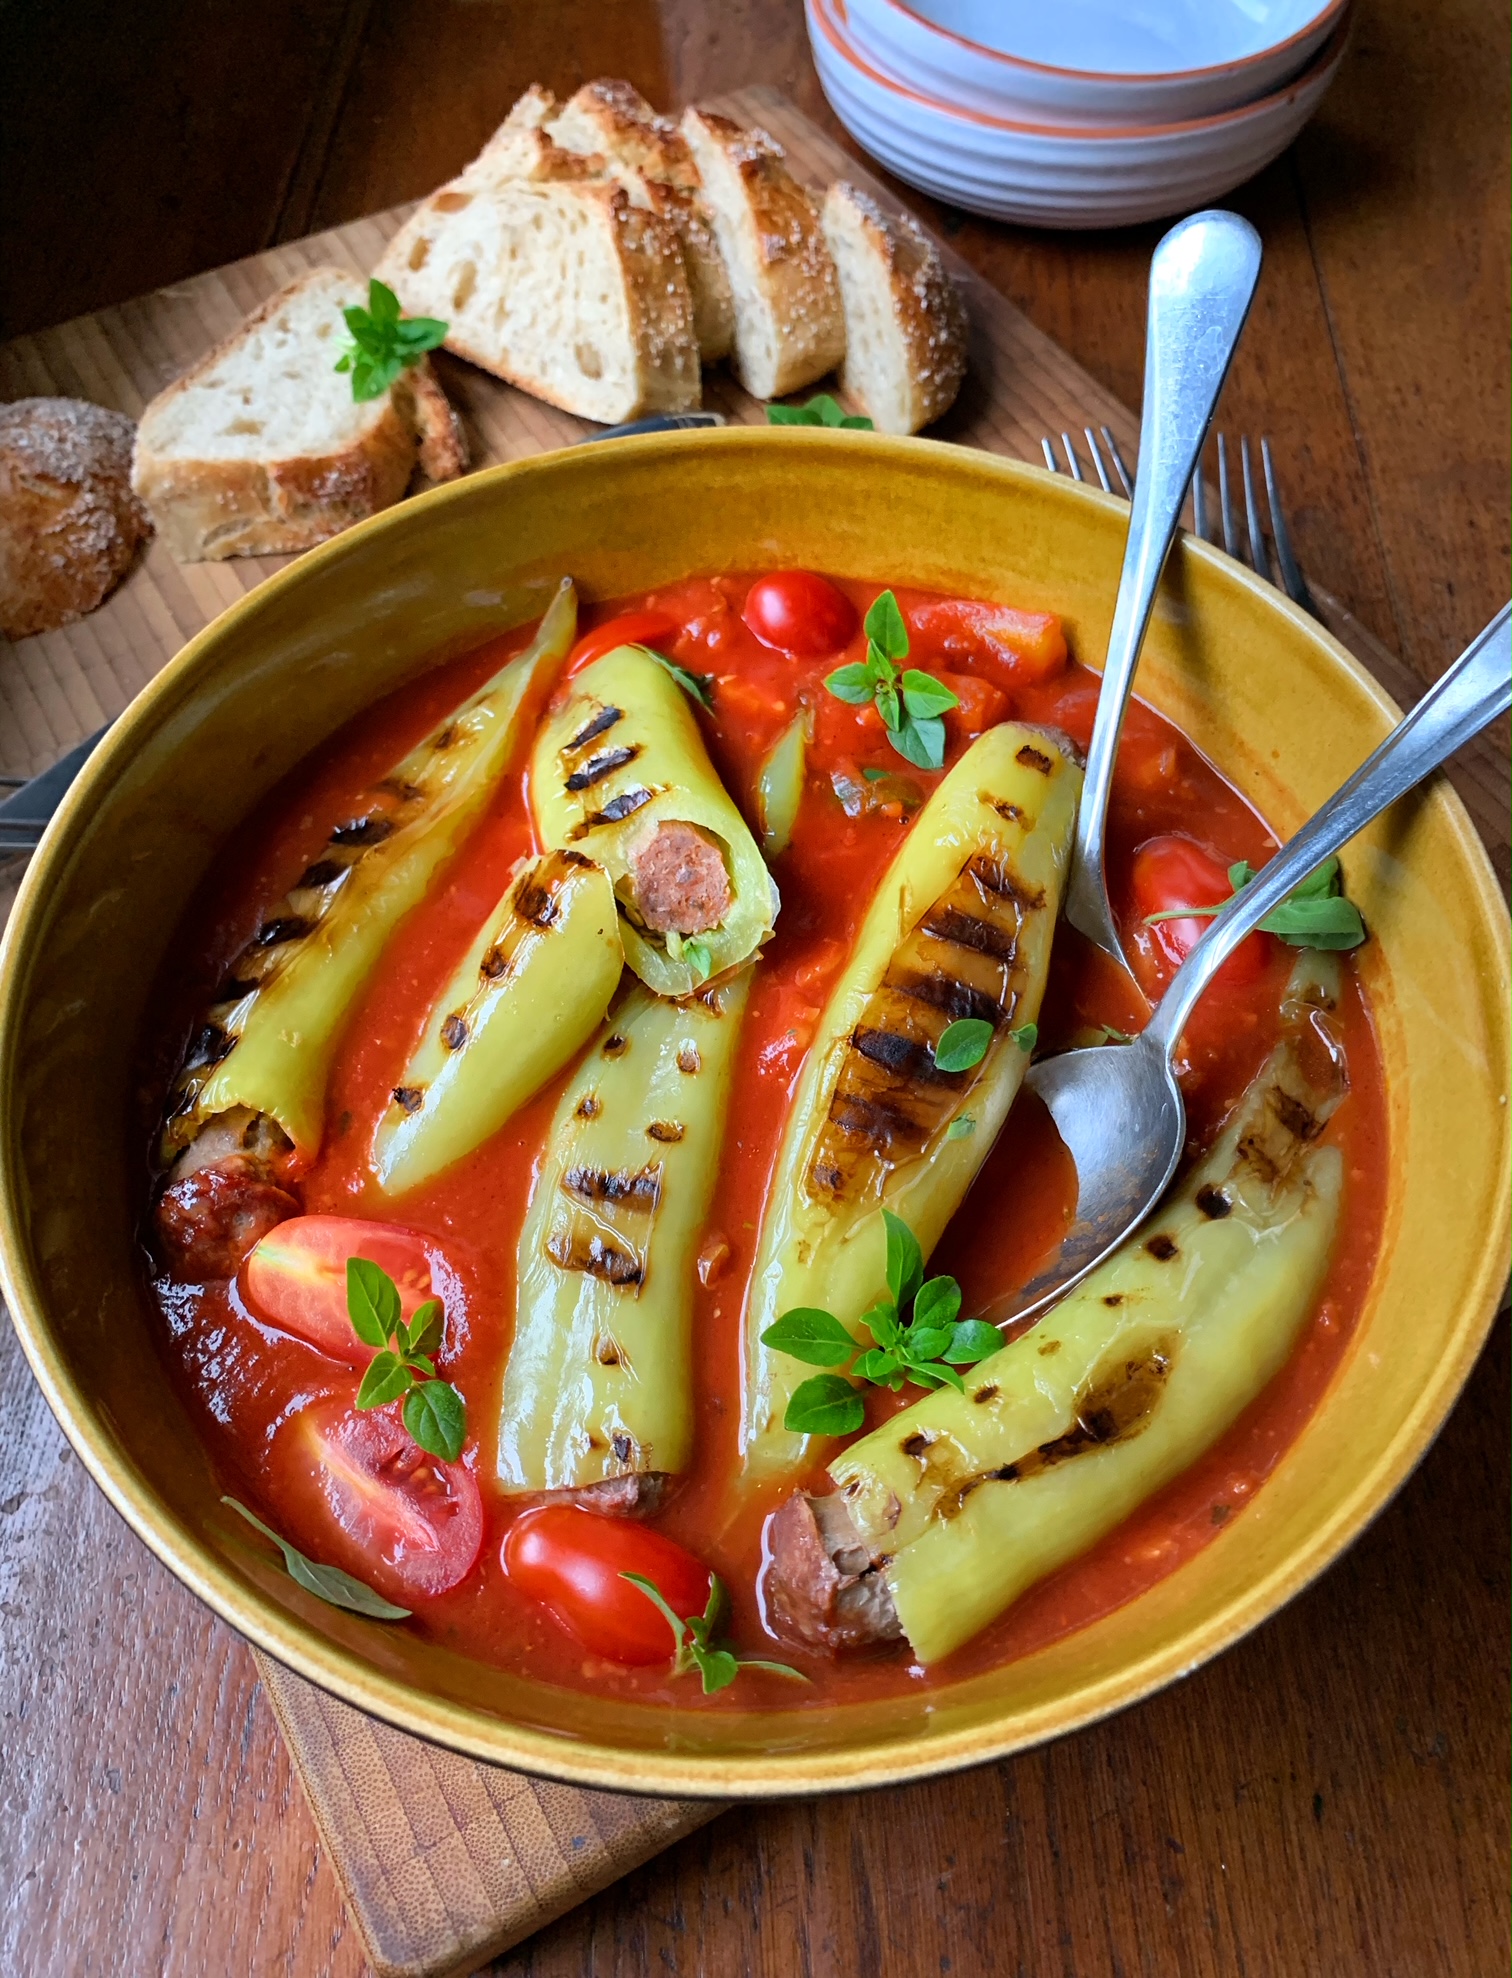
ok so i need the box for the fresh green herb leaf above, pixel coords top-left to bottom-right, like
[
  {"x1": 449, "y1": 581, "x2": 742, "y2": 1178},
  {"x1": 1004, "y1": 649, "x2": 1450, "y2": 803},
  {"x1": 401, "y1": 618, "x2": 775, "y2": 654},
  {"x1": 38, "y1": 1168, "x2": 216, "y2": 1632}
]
[
  {"x1": 860, "y1": 1297, "x2": 901, "y2": 1349},
  {"x1": 761, "y1": 1307, "x2": 858, "y2": 1367},
  {"x1": 223, "y1": 1497, "x2": 411, "y2": 1619},
  {"x1": 825, "y1": 661, "x2": 875, "y2": 705},
  {"x1": 945, "y1": 1113, "x2": 977, "y2": 1140},
  {"x1": 864, "y1": 590, "x2": 909, "y2": 660},
  {"x1": 913, "y1": 1275, "x2": 962, "y2": 1330},
  {"x1": 765, "y1": 392, "x2": 874, "y2": 429},
  {"x1": 348, "y1": 1256, "x2": 401, "y2": 1347},
  {"x1": 1144, "y1": 853, "x2": 1366, "y2": 951},
  {"x1": 784, "y1": 1373, "x2": 867, "y2": 1436},
  {"x1": 682, "y1": 937, "x2": 713, "y2": 980},
  {"x1": 934, "y1": 1017, "x2": 994, "y2": 1072},
  {"x1": 945, "y1": 1319, "x2": 1003, "y2": 1364},
  {"x1": 889, "y1": 711, "x2": 947, "y2": 771},
  {"x1": 403, "y1": 1379, "x2": 466, "y2": 1462},
  {"x1": 621, "y1": 1571, "x2": 807, "y2": 1693},
  {"x1": 1009, "y1": 1021, "x2": 1038, "y2": 1053},
  {"x1": 334, "y1": 280, "x2": 447, "y2": 403},
  {"x1": 883, "y1": 1209, "x2": 924, "y2": 1311},
  {"x1": 643, "y1": 646, "x2": 715, "y2": 711},
  {"x1": 356, "y1": 1349, "x2": 413, "y2": 1410},
  {"x1": 899, "y1": 669, "x2": 960, "y2": 720},
  {"x1": 404, "y1": 1300, "x2": 443, "y2": 1357},
  {"x1": 906, "y1": 1324, "x2": 955, "y2": 1361}
]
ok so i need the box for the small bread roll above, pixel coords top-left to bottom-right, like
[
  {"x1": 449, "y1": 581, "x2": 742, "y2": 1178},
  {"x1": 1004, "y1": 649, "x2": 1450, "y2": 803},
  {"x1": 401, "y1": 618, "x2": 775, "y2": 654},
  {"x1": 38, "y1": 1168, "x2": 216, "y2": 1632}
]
[{"x1": 0, "y1": 397, "x2": 150, "y2": 638}]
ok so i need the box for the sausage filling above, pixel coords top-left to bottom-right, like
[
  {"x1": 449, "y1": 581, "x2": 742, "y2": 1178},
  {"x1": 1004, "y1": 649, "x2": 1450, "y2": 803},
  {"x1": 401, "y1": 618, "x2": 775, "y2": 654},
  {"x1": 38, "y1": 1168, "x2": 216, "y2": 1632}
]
[
  {"x1": 626, "y1": 820, "x2": 732, "y2": 935},
  {"x1": 764, "y1": 1491, "x2": 902, "y2": 1652}
]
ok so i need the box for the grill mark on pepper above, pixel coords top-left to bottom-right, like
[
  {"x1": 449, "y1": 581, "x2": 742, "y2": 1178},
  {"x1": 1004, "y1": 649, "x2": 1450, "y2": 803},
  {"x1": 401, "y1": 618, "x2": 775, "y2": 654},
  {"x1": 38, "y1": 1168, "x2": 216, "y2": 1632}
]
[
  {"x1": 1195, "y1": 1185, "x2": 1233, "y2": 1219},
  {"x1": 563, "y1": 1164, "x2": 663, "y2": 1210},
  {"x1": 566, "y1": 705, "x2": 624, "y2": 752},
  {"x1": 545, "y1": 1228, "x2": 643, "y2": 1285},
  {"x1": 330, "y1": 816, "x2": 393, "y2": 847},
  {"x1": 1015, "y1": 744, "x2": 1054, "y2": 774},
  {"x1": 441, "y1": 1014, "x2": 468, "y2": 1051},
  {"x1": 894, "y1": 970, "x2": 1008, "y2": 1026},
  {"x1": 297, "y1": 859, "x2": 345, "y2": 889},
  {"x1": 392, "y1": 1086, "x2": 424, "y2": 1114},
  {"x1": 572, "y1": 786, "x2": 655, "y2": 836},
  {"x1": 646, "y1": 1121, "x2": 684, "y2": 1143},
  {"x1": 253, "y1": 915, "x2": 310, "y2": 949},
  {"x1": 566, "y1": 745, "x2": 640, "y2": 792}
]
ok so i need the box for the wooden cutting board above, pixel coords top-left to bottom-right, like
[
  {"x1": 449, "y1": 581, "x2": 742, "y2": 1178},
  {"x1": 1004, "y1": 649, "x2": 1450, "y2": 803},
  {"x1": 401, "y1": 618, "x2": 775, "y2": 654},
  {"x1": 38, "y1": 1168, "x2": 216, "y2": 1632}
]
[{"x1": 1, "y1": 84, "x2": 1504, "y2": 1978}]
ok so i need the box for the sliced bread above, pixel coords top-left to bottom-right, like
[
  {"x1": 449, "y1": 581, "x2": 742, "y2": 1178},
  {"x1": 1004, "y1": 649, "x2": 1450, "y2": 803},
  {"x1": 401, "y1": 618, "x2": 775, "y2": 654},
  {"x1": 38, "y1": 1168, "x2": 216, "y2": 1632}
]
[
  {"x1": 374, "y1": 168, "x2": 701, "y2": 423},
  {"x1": 821, "y1": 182, "x2": 967, "y2": 435},
  {"x1": 679, "y1": 108, "x2": 845, "y2": 400},
  {"x1": 130, "y1": 267, "x2": 466, "y2": 563},
  {"x1": 0, "y1": 398, "x2": 150, "y2": 637},
  {"x1": 548, "y1": 79, "x2": 698, "y2": 189}
]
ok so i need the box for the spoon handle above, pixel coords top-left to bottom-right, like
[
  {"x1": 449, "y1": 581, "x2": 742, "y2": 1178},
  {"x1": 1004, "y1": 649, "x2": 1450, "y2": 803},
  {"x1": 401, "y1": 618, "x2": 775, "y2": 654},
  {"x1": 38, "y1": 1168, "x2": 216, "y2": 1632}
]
[
  {"x1": 1147, "y1": 602, "x2": 1512, "y2": 1054},
  {"x1": 1066, "y1": 209, "x2": 1263, "y2": 966}
]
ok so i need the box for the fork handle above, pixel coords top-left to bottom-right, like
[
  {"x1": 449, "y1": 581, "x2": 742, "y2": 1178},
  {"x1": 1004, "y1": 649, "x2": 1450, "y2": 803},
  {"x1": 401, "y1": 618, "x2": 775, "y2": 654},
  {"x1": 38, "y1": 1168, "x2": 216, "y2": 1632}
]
[
  {"x1": 1066, "y1": 209, "x2": 1263, "y2": 965},
  {"x1": 1147, "y1": 602, "x2": 1512, "y2": 1053}
]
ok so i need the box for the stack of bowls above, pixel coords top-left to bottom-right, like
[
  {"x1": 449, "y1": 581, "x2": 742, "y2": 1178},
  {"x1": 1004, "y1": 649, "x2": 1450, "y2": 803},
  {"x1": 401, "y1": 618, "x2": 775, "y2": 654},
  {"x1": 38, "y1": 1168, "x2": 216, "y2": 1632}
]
[{"x1": 809, "y1": 0, "x2": 1349, "y2": 227}]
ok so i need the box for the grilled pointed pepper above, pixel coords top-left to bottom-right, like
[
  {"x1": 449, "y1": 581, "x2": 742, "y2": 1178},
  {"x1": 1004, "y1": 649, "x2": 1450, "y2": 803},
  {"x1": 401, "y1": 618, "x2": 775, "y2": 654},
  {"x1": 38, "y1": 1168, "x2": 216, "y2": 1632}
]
[
  {"x1": 373, "y1": 849, "x2": 623, "y2": 1194},
  {"x1": 740, "y1": 723, "x2": 1081, "y2": 1484},
  {"x1": 767, "y1": 958, "x2": 1349, "y2": 1664},
  {"x1": 498, "y1": 967, "x2": 752, "y2": 1504},
  {"x1": 160, "y1": 579, "x2": 578, "y2": 1169},
  {"x1": 532, "y1": 646, "x2": 779, "y2": 997}
]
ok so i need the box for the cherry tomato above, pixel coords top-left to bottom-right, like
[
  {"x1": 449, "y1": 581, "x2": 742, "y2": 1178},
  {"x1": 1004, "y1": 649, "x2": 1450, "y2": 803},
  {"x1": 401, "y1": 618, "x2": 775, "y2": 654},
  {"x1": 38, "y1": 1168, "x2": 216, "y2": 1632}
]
[
  {"x1": 1129, "y1": 834, "x2": 1272, "y2": 991},
  {"x1": 742, "y1": 572, "x2": 858, "y2": 659},
  {"x1": 502, "y1": 1506, "x2": 712, "y2": 1664},
  {"x1": 568, "y1": 610, "x2": 681, "y2": 673},
  {"x1": 302, "y1": 1402, "x2": 483, "y2": 1600},
  {"x1": 242, "y1": 1215, "x2": 436, "y2": 1365},
  {"x1": 905, "y1": 599, "x2": 1067, "y2": 684}
]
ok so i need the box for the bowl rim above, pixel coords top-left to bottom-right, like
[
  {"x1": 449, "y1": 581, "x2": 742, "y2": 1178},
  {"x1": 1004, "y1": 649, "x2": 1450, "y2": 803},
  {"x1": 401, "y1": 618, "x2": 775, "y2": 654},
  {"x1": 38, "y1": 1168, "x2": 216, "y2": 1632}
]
[
  {"x1": 812, "y1": 0, "x2": 1349, "y2": 141},
  {"x1": 0, "y1": 429, "x2": 1506, "y2": 1799},
  {"x1": 859, "y1": 0, "x2": 1349, "y2": 91}
]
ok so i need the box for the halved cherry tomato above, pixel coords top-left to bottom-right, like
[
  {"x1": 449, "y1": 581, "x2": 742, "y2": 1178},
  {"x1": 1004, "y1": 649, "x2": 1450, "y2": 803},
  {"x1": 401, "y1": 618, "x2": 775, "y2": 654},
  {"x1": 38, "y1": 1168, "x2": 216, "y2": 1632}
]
[
  {"x1": 301, "y1": 1401, "x2": 483, "y2": 1600},
  {"x1": 502, "y1": 1505, "x2": 712, "y2": 1664},
  {"x1": 242, "y1": 1215, "x2": 436, "y2": 1365},
  {"x1": 567, "y1": 610, "x2": 681, "y2": 674},
  {"x1": 905, "y1": 599, "x2": 1067, "y2": 684},
  {"x1": 1129, "y1": 834, "x2": 1272, "y2": 992},
  {"x1": 742, "y1": 571, "x2": 858, "y2": 659}
]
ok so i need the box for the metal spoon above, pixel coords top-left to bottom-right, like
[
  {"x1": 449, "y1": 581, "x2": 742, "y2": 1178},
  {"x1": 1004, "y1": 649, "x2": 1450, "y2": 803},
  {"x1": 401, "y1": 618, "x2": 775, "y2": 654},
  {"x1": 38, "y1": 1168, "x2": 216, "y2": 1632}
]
[
  {"x1": 986, "y1": 601, "x2": 1512, "y2": 1330},
  {"x1": 1064, "y1": 208, "x2": 1263, "y2": 970}
]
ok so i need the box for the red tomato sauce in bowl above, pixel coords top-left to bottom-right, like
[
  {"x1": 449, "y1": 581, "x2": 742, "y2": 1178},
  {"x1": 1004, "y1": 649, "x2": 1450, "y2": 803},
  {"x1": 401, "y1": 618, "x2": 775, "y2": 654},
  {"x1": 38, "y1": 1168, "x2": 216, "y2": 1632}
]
[{"x1": 142, "y1": 572, "x2": 1387, "y2": 1706}]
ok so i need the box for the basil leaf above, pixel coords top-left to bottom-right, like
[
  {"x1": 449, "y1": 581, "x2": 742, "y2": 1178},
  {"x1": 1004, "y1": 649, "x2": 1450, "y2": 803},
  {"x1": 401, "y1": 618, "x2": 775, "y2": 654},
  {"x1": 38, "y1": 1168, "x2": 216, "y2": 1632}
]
[
  {"x1": 682, "y1": 938, "x2": 713, "y2": 980},
  {"x1": 393, "y1": 315, "x2": 447, "y2": 352},
  {"x1": 1010, "y1": 1021, "x2": 1038, "y2": 1053},
  {"x1": 368, "y1": 278, "x2": 401, "y2": 324},
  {"x1": 691, "y1": 1644, "x2": 741, "y2": 1694},
  {"x1": 1262, "y1": 894, "x2": 1368, "y2": 948},
  {"x1": 900, "y1": 669, "x2": 959, "y2": 719},
  {"x1": 761, "y1": 1307, "x2": 857, "y2": 1367},
  {"x1": 917, "y1": 1360, "x2": 966, "y2": 1392},
  {"x1": 736, "y1": 1655, "x2": 811, "y2": 1682},
  {"x1": 825, "y1": 661, "x2": 876, "y2": 705},
  {"x1": 875, "y1": 680, "x2": 901, "y2": 731},
  {"x1": 864, "y1": 590, "x2": 909, "y2": 661},
  {"x1": 222, "y1": 1497, "x2": 411, "y2": 1619},
  {"x1": 946, "y1": 1319, "x2": 1004, "y2": 1363},
  {"x1": 404, "y1": 1352, "x2": 437, "y2": 1379},
  {"x1": 860, "y1": 1297, "x2": 901, "y2": 1348},
  {"x1": 766, "y1": 402, "x2": 816, "y2": 425},
  {"x1": 784, "y1": 1374, "x2": 866, "y2": 1437},
  {"x1": 356, "y1": 1350, "x2": 412, "y2": 1410},
  {"x1": 934, "y1": 1017, "x2": 993, "y2": 1072},
  {"x1": 889, "y1": 712, "x2": 945, "y2": 770},
  {"x1": 853, "y1": 1345, "x2": 902, "y2": 1383},
  {"x1": 348, "y1": 1257, "x2": 401, "y2": 1346},
  {"x1": 404, "y1": 1299, "x2": 443, "y2": 1358},
  {"x1": 643, "y1": 645, "x2": 715, "y2": 710},
  {"x1": 913, "y1": 1275, "x2": 962, "y2": 1330},
  {"x1": 905, "y1": 1324, "x2": 954, "y2": 1362},
  {"x1": 620, "y1": 1570, "x2": 692, "y2": 1653},
  {"x1": 403, "y1": 1380, "x2": 466, "y2": 1462},
  {"x1": 883, "y1": 1210, "x2": 924, "y2": 1310},
  {"x1": 945, "y1": 1114, "x2": 976, "y2": 1140}
]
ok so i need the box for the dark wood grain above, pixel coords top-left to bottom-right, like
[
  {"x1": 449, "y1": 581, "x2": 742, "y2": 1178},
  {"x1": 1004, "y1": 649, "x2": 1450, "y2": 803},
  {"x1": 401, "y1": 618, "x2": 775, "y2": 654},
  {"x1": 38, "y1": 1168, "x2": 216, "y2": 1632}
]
[{"x1": 1, "y1": 2, "x2": 1508, "y2": 1973}]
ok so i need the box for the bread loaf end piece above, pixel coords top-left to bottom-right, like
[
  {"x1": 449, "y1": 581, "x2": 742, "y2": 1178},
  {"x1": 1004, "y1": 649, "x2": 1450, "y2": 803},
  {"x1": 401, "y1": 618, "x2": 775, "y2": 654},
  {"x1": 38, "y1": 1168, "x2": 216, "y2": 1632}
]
[
  {"x1": 821, "y1": 182, "x2": 967, "y2": 436},
  {"x1": 0, "y1": 398, "x2": 150, "y2": 637},
  {"x1": 680, "y1": 107, "x2": 845, "y2": 401}
]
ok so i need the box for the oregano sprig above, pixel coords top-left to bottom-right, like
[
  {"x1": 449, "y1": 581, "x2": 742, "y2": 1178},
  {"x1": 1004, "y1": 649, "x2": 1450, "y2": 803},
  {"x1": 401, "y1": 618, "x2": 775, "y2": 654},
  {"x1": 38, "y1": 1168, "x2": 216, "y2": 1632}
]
[
  {"x1": 347, "y1": 1257, "x2": 467, "y2": 1462},
  {"x1": 762, "y1": 1211, "x2": 1002, "y2": 1436},
  {"x1": 825, "y1": 591, "x2": 959, "y2": 772},
  {"x1": 1144, "y1": 854, "x2": 1366, "y2": 951},
  {"x1": 642, "y1": 645, "x2": 715, "y2": 711},
  {"x1": 223, "y1": 1496, "x2": 411, "y2": 1619},
  {"x1": 620, "y1": 1572, "x2": 807, "y2": 1694},
  {"x1": 334, "y1": 278, "x2": 448, "y2": 402}
]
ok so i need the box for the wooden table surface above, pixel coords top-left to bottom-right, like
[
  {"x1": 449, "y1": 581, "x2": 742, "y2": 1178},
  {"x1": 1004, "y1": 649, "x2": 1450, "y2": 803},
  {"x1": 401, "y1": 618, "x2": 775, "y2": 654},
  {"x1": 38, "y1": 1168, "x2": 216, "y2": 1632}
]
[{"x1": 2, "y1": 2, "x2": 1507, "y2": 1973}]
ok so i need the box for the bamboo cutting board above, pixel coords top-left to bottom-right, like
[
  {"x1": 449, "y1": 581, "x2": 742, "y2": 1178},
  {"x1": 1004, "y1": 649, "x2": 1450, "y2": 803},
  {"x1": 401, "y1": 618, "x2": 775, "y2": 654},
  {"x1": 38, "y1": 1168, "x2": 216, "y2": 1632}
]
[{"x1": 1, "y1": 85, "x2": 1505, "y2": 1978}]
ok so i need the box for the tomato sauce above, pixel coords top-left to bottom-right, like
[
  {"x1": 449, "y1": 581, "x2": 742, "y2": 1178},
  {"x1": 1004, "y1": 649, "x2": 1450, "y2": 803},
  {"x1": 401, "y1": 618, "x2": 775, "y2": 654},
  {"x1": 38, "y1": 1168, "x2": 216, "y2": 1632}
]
[{"x1": 143, "y1": 572, "x2": 1388, "y2": 1704}]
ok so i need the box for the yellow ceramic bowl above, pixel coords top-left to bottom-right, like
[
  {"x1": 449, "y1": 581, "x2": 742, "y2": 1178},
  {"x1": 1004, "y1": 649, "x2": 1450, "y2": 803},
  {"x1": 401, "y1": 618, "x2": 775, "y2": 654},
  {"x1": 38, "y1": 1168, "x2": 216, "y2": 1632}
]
[{"x1": 1, "y1": 431, "x2": 1506, "y2": 1797}]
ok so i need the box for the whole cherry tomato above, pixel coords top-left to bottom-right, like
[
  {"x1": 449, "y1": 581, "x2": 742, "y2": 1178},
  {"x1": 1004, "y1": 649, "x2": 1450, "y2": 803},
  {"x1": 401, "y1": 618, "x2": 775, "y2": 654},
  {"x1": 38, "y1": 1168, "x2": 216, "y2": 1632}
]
[
  {"x1": 742, "y1": 572, "x2": 858, "y2": 659},
  {"x1": 502, "y1": 1505, "x2": 712, "y2": 1663},
  {"x1": 568, "y1": 611, "x2": 681, "y2": 673},
  {"x1": 242, "y1": 1215, "x2": 437, "y2": 1365},
  {"x1": 1129, "y1": 834, "x2": 1272, "y2": 991}
]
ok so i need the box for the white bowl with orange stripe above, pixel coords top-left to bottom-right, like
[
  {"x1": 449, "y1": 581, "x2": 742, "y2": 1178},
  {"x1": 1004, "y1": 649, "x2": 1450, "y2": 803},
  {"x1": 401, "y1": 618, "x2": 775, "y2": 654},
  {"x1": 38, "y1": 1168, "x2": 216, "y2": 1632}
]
[{"x1": 808, "y1": 0, "x2": 1349, "y2": 228}]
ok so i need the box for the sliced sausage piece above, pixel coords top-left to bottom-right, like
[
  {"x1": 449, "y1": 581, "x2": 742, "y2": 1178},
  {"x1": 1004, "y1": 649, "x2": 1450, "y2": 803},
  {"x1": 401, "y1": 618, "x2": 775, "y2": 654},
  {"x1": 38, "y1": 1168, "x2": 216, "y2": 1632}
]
[
  {"x1": 626, "y1": 820, "x2": 732, "y2": 935},
  {"x1": 764, "y1": 1491, "x2": 903, "y2": 1652},
  {"x1": 553, "y1": 1472, "x2": 670, "y2": 1517},
  {"x1": 155, "y1": 1159, "x2": 300, "y2": 1279}
]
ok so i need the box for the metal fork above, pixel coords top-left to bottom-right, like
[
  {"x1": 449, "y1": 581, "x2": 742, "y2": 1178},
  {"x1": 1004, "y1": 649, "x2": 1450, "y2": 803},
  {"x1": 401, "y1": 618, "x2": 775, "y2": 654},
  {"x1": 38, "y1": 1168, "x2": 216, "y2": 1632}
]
[{"x1": 1041, "y1": 426, "x2": 1318, "y2": 619}]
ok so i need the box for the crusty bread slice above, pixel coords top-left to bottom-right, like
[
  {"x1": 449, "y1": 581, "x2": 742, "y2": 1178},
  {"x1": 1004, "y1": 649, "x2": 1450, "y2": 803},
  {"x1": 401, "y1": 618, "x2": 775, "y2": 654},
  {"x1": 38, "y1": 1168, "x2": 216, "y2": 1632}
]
[
  {"x1": 538, "y1": 81, "x2": 733, "y2": 363},
  {"x1": 374, "y1": 170, "x2": 700, "y2": 423},
  {"x1": 680, "y1": 108, "x2": 845, "y2": 400},
  {"x1": 821, "y1": 182, "x2": 967, "y2": 435},
  {"x1": 130, "y1": 267, "x2": 466, "y2": 562}
]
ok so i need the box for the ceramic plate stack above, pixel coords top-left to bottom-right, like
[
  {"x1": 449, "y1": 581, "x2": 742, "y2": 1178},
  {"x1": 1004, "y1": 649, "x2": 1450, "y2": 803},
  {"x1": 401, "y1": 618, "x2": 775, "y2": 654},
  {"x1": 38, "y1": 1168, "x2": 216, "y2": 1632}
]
[{"x1": 809, "y1": 0, "x2": 1350, "y2": 227}]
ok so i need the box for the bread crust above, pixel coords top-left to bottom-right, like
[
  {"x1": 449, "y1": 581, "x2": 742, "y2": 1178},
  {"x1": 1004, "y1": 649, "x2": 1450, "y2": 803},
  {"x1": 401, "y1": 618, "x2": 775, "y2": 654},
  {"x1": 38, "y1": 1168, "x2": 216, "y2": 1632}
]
[
  {"x1": 550, "y1": 79, "x2": 699, "y2": 189},
  {"x1": 680, "y1": 108, "x2": 846, "y2": 400},
  {"x1": 0, "y1": 397, "x2": 150, "y2": 638},
  {"x1": 130, "y1": 270, "x2": 464, "y2": 562},
  {"x1": 822, "y1": 182, "x2": 967, "y2": 435}
]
